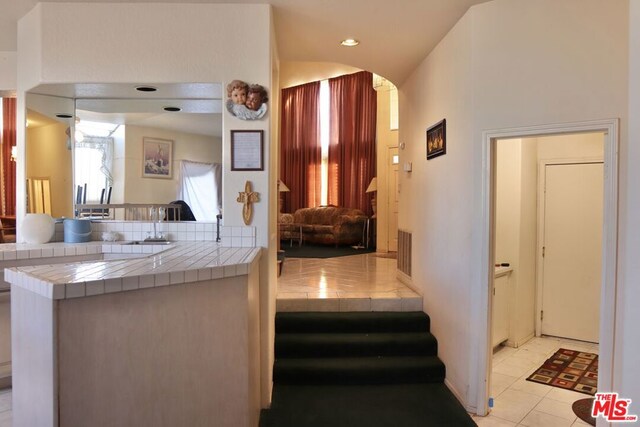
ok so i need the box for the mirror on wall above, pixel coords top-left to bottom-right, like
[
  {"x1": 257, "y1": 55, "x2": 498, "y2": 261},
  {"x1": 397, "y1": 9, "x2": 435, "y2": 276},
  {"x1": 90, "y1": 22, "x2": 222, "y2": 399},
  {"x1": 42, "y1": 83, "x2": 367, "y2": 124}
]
[
  {"x1": 26, "y1": 83, "x2": 223, "y2": 221},
  {"x1": 25, "y1": 93, "x2": 75, "y2": 218}
]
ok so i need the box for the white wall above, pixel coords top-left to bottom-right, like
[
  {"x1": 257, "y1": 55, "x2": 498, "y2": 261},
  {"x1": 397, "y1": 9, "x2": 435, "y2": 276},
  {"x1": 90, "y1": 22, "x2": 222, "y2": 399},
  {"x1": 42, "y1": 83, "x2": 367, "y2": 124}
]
[
  {"x1": 517, "y1": 139, "x2": 538, "y2": 347},
  {"x1": 280, "y1": 61, "x2": 361, "y2": 89},
  {"x1": 536, "y1": 133, "x2": 605, "y2": 161},
  {"x1": 399, "y1": 0, "x2": 628, "y2": 410},
  {"x1": 619, "y1": 0, "x2": 640, "y2": 406},
  {"x1": 495, "y1": 139, "x2": 524, "y2": 345},
  {"x1": 495, "y1": 139, "x2": 521, "y2": 268},
  {"x1": 121, "y1": 125, "x2": 221, "y2": 207},
  {"x1": 17, "y1": 3, "x2": 272, "y2": 232},
  {"x1": 0, "y1": 52, "x2": 16, "y2": 93},
  {"x1": 16, "y1": 2, "x2": 276, "y2": 409},
  {"x1": 376, "y1": 88, "x2": 399, "y2": 252},
  {"x1": 495, "y1": 138, "x2": 537, "y2": 348},
  {"x1": 264, "y1": 16, "x2": 280, "y2": 404},
  {"x1": 400, "y1": 10, "x2": 475, "y2": 401}
]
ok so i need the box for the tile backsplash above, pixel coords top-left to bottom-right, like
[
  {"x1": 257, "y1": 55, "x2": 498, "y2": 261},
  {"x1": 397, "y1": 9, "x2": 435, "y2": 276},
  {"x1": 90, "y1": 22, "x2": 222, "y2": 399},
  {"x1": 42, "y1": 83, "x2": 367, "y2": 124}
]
[{"x1": 52, "y1": 221, "x2": 255, "y2": 247}]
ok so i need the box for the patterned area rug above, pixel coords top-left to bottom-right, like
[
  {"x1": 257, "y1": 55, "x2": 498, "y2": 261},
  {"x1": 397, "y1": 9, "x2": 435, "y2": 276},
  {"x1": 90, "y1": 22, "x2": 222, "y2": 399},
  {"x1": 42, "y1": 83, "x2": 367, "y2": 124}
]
[{"x1": 526, "y1": 348, "x2": 598, "y2": 395}]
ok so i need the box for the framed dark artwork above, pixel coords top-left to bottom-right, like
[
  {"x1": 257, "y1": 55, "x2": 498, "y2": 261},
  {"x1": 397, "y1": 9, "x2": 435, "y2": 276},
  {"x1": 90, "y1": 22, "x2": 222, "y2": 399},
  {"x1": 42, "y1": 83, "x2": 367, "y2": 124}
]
[
  {"x1": 231, "y1": 130, "x2": 264, "y2": 171},
  {"x1": 426, "y1": 119, "x2": 446, "y2": 160}
]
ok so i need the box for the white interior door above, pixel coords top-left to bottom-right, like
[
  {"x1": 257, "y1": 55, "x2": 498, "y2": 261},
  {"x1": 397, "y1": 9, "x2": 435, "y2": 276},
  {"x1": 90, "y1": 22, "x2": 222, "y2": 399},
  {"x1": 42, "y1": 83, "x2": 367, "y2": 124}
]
[
  {"x1": 541, "y1": 162, "x2": 602, "y2": 343},
  {"x1": 388, "y1": 147, "x2": 399, "y2": 252}
]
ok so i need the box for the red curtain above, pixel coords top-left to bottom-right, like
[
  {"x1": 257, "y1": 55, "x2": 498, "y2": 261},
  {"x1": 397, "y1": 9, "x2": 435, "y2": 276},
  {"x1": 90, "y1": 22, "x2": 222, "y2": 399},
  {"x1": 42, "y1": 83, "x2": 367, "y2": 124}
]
[
  {"x1": 2, "y1": 98, "x2": 16, "y2": 216},
  {"x1": 280, "y1": 82, "x2": 321, "y2": 213},
  {"x1": 328, "y1": 71, "x2": 377, "y2": 216}
]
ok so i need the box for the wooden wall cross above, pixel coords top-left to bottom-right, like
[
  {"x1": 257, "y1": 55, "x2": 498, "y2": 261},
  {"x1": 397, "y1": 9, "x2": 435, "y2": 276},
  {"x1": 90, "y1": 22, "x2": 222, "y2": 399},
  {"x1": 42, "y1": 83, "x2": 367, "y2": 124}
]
[{"x1": 236, "y1": 181, "x2": 259, "y2": 225}]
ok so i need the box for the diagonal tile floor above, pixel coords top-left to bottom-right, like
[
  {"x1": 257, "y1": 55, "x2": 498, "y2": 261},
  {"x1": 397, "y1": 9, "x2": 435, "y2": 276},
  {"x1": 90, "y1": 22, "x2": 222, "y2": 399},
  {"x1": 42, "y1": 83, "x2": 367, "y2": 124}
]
[
  {"x1": 277, "y1": 253, "x2": 422, "y2": 312},
  {"x1": 473, "y1": 336, "x2": 599, "y2": 427}
]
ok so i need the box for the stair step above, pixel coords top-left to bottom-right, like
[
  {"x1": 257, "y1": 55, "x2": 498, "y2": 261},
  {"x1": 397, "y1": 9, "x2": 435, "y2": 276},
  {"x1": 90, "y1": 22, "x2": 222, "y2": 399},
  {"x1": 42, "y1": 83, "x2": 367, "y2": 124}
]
[
  {"x1": 275, "y1": 332, "x2": 438, "y2": 358},
  {"x1": 260, "y1": 383, "x2": 475, "y2": 427},
  {"x1": 273, "y1": 356, "x2": 445, "y2": 385},
  {"x1": 275, "y1": 311, "x2": 430, "y2": 334}
]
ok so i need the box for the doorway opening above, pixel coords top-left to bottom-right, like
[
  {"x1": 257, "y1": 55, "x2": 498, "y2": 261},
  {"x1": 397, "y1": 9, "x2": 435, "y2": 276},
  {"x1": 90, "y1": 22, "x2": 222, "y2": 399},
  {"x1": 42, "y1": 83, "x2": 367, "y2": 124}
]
[
  {"x1": 476, "y1": 119, "x2": 619, "y2": 417},
  {"x1": 487, "y1": 132, "x2": 605, "y2": 423},
  {"x1": 277, "y1": 72, "x2": 415, "y2": 311}
]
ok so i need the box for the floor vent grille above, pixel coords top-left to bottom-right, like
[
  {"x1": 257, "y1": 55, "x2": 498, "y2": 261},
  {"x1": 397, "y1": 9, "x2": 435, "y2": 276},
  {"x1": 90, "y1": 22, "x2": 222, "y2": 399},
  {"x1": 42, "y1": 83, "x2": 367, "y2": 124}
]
[{"x1": 398, "y1": 230, "x2": 412, "y2": 277}]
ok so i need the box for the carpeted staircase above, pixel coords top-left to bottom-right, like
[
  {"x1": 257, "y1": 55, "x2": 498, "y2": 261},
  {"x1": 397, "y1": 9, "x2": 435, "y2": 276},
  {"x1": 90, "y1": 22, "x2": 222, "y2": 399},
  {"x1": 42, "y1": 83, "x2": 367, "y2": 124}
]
[{"x1": 260, "y1": 312, "x2": 476, "y2": 427}]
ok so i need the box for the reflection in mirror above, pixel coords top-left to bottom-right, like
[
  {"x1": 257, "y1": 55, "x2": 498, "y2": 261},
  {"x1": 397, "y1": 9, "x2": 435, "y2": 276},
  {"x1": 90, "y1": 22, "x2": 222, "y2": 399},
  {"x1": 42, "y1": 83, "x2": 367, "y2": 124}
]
[
  {"x1": 26, "y1": 83, "x2": 223, "y2": 221},
  {"x1": 75, "y1": 95, "x2": 223, "y2": 221},
  {"x1": 25, "y1": 93, "x2": 74, "y2": 218}
]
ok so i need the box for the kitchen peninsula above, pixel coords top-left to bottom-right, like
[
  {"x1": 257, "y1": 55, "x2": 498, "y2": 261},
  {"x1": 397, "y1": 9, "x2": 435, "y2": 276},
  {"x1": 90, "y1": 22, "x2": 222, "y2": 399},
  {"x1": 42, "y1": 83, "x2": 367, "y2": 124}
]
[{"x1": 6, "y1": 241, "x2": 261, "y2": 427}]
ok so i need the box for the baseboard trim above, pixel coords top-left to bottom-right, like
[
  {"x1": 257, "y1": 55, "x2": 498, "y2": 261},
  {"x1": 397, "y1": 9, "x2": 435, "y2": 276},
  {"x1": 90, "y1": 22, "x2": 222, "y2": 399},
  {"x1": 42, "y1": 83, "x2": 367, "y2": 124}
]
[
  {"x1": 444, "y1": 378, "x2": 475, "y2": 413},
  {"x1": 396, "y1": 271, "x2": 418, "y2": 293},
  {"x1": 506, "y1": 332, "x2": 535, "y2": 349}
]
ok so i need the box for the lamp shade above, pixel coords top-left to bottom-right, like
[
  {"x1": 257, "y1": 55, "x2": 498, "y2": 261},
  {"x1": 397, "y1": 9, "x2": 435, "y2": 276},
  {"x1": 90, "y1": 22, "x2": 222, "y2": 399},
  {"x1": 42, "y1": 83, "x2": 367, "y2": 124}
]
[
  {"x1": 365, "y1": 177, "x2": 377, "y2": 193},
  {"x1": 278, "y1": 180, "x2": 290, "y2": 192}
]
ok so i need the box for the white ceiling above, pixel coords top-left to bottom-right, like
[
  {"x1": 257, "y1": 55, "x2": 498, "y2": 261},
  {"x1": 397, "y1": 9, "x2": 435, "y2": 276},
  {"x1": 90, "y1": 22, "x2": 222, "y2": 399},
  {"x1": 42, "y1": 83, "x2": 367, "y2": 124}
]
[
  {"x1": 0, "y1": 0, "x2": 490, "y2": 85},
  {"x1": 76, "y1": 109, "x2": 223, "y2": 138},
  {"x1": 10, "y1": 0, "x2": 490, "y2": 138},
  {"x1": 27, "y1": 83, "x2": 224, "y2": 137}
]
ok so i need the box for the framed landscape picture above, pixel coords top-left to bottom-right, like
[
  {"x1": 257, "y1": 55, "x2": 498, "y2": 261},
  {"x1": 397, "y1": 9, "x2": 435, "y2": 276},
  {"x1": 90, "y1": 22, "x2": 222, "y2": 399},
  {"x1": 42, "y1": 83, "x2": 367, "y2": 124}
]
[
  {"x1": 426, "y1": 119, "x2": 446, "y2": 160},
  {"x1": 143, "y1": 137, "x2": 173, "y2": 179}
]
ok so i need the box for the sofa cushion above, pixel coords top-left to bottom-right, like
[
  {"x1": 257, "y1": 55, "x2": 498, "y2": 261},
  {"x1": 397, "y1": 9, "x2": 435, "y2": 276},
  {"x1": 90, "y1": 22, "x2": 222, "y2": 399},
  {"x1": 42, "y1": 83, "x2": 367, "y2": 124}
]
[
  {"x1": 287, "y1": 206, "x2": 367, "y2": 245},
  {"x1": 293, "y1": 207, "x2": 365, "y2": 225}
]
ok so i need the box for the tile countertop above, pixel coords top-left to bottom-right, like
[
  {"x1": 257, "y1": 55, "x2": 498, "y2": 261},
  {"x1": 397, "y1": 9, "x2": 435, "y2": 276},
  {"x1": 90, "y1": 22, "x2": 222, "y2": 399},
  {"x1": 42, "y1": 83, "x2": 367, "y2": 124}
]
[{"x1": 3, "y1": 241, "x2": 261, "y2": 300}]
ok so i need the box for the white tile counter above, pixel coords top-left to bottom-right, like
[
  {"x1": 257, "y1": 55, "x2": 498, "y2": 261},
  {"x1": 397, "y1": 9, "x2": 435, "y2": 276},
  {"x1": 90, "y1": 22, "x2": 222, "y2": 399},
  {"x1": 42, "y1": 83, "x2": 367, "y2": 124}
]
[
  {"x1": 4, "y1": 241, "x2": 261, "y2": 300},
  {"x1": 10, "y1": 240, "x2": 262, "y2": 427}
]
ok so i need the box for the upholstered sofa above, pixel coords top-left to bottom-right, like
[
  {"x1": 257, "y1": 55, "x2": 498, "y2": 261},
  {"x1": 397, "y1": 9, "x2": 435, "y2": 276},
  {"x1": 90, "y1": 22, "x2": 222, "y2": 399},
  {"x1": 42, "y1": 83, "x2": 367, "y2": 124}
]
[{"x1": 280, "y1": 206, "x2": 367, "y2": 246}]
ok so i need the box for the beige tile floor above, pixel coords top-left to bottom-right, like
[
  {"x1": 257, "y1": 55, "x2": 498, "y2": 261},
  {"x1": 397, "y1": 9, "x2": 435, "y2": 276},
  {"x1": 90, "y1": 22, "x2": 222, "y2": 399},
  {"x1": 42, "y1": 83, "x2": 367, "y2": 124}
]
[
  {"x1": 277, "y1": 252, "x2": 422, "y2": 312},
  {"x1": 472, "y1": 336, "x2": 599, "y2": 427}
]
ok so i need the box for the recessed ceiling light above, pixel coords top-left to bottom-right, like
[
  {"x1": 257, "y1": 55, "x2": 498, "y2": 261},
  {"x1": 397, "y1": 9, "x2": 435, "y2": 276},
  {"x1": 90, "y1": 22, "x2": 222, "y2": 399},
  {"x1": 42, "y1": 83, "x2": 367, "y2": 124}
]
[
  {"x1": 55, "y1": 113, "x2": 73, "y2": 119},
  {"x1": 135, "y1": 85, "x2": 158, "y2": 92},
  {"x1": 163, "y1": 106, "x2": 182, "y2": 112},
  {"x1": 341, "y1": 38, "x2": 359, "y2": 47}
]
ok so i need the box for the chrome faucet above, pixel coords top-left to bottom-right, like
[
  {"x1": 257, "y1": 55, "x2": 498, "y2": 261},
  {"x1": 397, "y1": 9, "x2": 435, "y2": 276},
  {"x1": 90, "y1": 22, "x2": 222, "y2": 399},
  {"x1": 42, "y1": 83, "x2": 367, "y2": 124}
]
[
  {"x1": 145, "y1": 207, "x2": 167, "y2": 242},
  {"x1": 216, "y1": 213, "x2": 222, "y2": 242}
]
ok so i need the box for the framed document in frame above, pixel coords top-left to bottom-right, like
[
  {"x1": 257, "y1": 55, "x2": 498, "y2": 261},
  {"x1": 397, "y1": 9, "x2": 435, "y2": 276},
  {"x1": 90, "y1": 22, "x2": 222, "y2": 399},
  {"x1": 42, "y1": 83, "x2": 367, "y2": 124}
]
[{"x1": 231, "y1": 130, "x2": 264, "y2": 171}]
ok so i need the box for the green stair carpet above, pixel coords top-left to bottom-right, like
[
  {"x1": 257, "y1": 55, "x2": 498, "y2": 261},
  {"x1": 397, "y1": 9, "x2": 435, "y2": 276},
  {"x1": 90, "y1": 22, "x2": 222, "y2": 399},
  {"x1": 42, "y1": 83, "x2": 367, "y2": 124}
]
[{"x1": 260, "y1": 311, "x2": 475, "y2": 427}]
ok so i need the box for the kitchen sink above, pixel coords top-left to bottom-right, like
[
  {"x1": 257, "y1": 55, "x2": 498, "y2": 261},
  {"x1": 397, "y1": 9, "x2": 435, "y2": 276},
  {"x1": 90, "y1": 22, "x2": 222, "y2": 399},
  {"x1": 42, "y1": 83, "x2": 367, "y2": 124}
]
[{"x1": 124, "y1": 241, "x2": 173, "y2": 245}]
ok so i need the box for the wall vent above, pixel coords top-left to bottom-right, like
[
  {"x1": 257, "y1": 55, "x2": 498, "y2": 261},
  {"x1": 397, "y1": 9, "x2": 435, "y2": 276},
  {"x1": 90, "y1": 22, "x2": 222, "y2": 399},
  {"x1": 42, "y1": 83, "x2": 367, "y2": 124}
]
[{"x1": 397, "y1": 229, "x2": 412, "y2": 277}]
